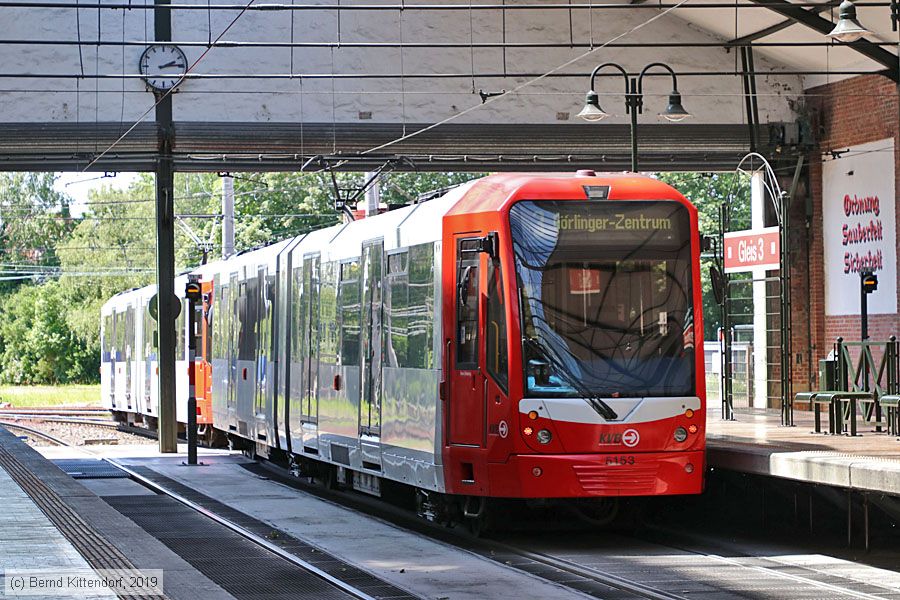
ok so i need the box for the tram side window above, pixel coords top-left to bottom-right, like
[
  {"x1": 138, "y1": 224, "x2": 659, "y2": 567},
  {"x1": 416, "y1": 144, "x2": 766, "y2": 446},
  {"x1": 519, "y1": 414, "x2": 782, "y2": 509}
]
[
  {"x1": 238, "y1": 278, "x2": 259, "y2": 362},
  {"x1": 486, "y1": 255, "x2": 508, "y2": 392},
  {"x1": 456, "y1": 239, "x2": 481, "y2": 369},
  {"x1": 318, "y1": 261, "x2": 339, "y2": 366},
  {"x1": 125, "y1": 306, "x2": 135, "y2": 361},
  {"x1": 102, "y1": 315, "x2": 112, "y2": 359},
  {"x1": 213, "y1": 282, "x2": 225, "y2": 359},
  {"x1": 175, "y1": 300, "x2": 186, "y2": 360},
  {"x1": 204, "y1": 292, "x2": 212, "y2": 361},
  {"x1": 407, "y1": 243, "x2": 435, "y2": 369},
  {"x1": 385, "y1": 251, "x2": 408, "y2": 369},
  {"x1": 291, "y1": 265, "x2": 304, "y2": 366},
  {"x1": 339, "y1": 260, "x2": 360, "y2": 367},
  {"x1": 115, "y1": 312, "x2": 125, "y2": 358}
]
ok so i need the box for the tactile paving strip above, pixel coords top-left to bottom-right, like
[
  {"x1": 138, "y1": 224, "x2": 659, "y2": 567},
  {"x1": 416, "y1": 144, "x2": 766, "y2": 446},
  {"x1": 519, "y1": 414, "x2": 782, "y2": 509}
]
[
  {"x1": 123, "y1": 466, "x2": 421, "y2": 600},
  {"x1": 105, "y1": 494, "x2": 365, "y2": 600},
  {"x1": 0, "y1": 445, "x2": 167, "y2": 600}
]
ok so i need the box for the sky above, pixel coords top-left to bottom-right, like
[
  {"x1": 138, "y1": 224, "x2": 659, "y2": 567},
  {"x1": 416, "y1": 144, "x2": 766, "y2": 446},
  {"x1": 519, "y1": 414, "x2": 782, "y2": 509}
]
[{"x1": 53, "y1": 172, "x2": 142, "y2": 216}]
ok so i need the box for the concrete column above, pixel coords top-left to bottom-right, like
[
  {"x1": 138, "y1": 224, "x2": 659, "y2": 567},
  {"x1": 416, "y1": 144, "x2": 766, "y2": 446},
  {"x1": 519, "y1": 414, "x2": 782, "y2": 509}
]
[{"x1": 751, "y1": 171, "x2": 768, "y2": 410}]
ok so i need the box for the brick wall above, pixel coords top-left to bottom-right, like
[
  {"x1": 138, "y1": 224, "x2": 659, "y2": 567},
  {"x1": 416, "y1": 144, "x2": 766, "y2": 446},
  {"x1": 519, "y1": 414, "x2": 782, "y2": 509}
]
[{"x1": 798, "y1": 75, "x2": 900, "y2": 390}]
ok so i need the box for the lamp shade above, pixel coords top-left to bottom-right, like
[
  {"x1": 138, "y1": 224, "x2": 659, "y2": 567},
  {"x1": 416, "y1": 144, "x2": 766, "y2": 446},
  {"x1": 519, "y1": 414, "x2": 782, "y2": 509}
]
[
  {"x1": 577, "y1": 90, "x2": 609, "y2": 122},
  {"x1": 827, "y1": 0, "x2": 870, "y2": 43},
  {"x1": 660, "y1": 91, "x2": 691, "y2": 122}
]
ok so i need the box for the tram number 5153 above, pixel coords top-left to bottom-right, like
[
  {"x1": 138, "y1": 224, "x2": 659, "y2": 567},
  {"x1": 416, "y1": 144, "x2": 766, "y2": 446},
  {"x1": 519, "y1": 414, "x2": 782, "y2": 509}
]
[{"x1": 606, "y1": 455, "x2": 635, "y2": 466}]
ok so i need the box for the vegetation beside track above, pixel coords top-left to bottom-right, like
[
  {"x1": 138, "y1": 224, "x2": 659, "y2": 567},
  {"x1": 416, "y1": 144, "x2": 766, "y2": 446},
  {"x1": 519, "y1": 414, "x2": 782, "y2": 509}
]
[
  {"x1": 0, "y1": 384, "x2": 100, "y2": 408},
  {"x1": 0, "y1": 171, "x2": 479, "y2": 385}
]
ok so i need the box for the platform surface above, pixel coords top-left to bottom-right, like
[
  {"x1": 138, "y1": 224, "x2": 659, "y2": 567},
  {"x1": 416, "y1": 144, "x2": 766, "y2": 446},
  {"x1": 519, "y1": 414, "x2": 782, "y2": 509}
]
[
  {"x1": 0, "y1": 459, "x2": 117, "y2": 600},
  {"x1": 38, "y1": 443, "x2": 607, "y2": 600},
  {"x1": 707, "y1": 408, "x2": 900, "y2": 495},
  {"x1": 0, "y1": 427, "x2": 236, "y2": 600}
]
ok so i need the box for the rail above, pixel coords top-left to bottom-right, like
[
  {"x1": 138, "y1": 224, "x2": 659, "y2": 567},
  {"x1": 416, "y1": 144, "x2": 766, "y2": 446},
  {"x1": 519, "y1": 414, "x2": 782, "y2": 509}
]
[
  {"x1": 0, "y1": 420, "x2": 380, "y2": 600},
  {"x1": 109, "y1": 459, "x2": 380, "y2": 600}
]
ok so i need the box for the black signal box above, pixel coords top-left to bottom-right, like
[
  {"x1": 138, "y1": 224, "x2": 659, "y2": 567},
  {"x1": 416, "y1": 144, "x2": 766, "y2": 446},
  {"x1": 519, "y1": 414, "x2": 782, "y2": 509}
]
[{"x1": 862, "y1": 272, "x2": 878, "y2": 294}]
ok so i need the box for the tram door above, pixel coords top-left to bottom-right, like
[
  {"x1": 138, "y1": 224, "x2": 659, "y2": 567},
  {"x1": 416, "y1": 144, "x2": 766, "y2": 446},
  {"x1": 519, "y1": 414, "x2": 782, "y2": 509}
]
[
  {"x1": 359, "y1": 240, "x2": 384, "y2": 465},
  {"x1": 124, "y1": 304, "x2": 135, "y2": 409},
  {"x1": 109, "y1": 312, "x2": 117, "y2": 409},
  {"x1": 448, "y1": 235, "x2": 485, "y2": 447}
]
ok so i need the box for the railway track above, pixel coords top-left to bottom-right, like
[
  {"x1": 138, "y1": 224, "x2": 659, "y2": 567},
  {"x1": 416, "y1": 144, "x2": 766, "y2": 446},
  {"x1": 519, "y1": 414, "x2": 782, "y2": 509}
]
[
  {"x1": 6, "y1": 425, "x2": 389, "y2": 600},
  {"x1": 107, "y1": 459, "x2": 382, "y2": 600},
  {"x1": 0, "y1": 407, "x2": 109, "y2": 417},
  {"x1": 245, "y1": 460, "x2": 900, "y2": 600},
  {"x1": 0, "y1": 421, "x2": 69, "y2": 446},
  {"x1": 0, "y1": 413, "x2": 158, "y2": 441},
  {"x1": 7, "y1": 417, "x2": 896, "y2": 599}
]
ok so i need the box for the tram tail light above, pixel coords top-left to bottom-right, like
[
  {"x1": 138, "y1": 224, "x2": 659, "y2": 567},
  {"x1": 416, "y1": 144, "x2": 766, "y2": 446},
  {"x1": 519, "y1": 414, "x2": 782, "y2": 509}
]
[
  {"x1": 688, "y1": 424, "x2": 698, "y2": 434},
  {"x1": 527, "y1": 410, "x2": 539, "y2": 420},
  {"x1": 684, "y1": 409, "x2": 694, "y2": 418},
  {"x1": 523, "y1": 427, "x2": 533, "y2": 436}
]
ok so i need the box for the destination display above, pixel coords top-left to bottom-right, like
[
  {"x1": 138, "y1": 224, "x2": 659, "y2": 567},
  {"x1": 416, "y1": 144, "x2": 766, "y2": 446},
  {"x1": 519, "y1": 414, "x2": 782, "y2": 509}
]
[{"x1": 537, "y1": 200, "x2": 691, "y2": 256}]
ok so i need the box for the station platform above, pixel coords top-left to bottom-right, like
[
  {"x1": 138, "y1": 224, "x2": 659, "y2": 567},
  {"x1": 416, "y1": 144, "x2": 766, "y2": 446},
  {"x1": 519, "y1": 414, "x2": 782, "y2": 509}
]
[
  {"x1": 0, "y1": 427, "x2": 236, "y2": 600},
  {"x1": 1, "y1": 426, "x2": 597, "y2": 600},
  {"x1": 707, "y1": 408, "x2": 900, "y2": 496}
]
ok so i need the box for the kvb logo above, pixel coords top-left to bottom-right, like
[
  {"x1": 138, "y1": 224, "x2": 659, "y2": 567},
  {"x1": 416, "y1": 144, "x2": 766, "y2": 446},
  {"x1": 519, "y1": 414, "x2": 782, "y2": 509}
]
[
  {"x1": 622, "y1": 429, "x2": 640, "y2": 448},
  {"x1": 598, "y1": 429, "x2": 640, "y2": 447}
]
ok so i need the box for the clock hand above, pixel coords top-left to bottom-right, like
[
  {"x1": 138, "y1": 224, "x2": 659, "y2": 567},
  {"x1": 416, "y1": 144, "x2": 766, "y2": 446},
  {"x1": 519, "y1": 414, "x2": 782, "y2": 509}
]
[{"x1": 158, "y1": 60, "x2": 185, "y2": 69}]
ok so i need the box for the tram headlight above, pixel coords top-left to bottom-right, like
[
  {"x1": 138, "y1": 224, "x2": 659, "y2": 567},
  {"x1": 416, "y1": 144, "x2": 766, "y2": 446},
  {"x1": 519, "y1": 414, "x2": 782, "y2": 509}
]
[
  {"x1": 673, "y1": 426, "x2": 688, "y2": 443},
  {"x1": 537, "y1": 429, "x2": 552, "y2": 444}
]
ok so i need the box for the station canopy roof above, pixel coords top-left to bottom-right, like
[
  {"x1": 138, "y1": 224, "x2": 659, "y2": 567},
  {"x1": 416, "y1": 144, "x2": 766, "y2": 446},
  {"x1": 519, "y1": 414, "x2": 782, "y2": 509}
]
[{"x1": 671, "y1": 0, "x2": 897, "y2": 85}]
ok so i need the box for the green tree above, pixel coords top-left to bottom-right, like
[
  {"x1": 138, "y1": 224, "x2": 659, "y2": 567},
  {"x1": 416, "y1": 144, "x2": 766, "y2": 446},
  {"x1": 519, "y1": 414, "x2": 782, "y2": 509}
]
[
  {"x1": 0, "y1": 173, "x2": 74, "y2": 292},
  {"x1": 657, "y1": 172, "x2": 751, "y2": 340},
  {"x1": 0, "y1": 281, "x2": 95, "y2": 384},
  {"x1": 51, "y1": 170, "x2": 480, "y2": 383},
  {"x1": 56, "y1": 182, "x2": 156, "y2": 353}
]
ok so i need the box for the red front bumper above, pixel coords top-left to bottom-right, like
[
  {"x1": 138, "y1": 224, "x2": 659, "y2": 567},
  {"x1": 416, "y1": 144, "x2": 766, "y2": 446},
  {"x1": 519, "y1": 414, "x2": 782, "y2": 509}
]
[{"x1": 483, "y1": 450, "x2": 705, "y2": 498}]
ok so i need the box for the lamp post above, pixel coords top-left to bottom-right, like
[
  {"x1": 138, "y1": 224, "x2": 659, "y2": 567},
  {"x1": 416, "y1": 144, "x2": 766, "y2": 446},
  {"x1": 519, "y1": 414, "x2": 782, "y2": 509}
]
[
  {"x1": 577, "y1": 62, "x2": 690, "y2": 172},
  {"x1": 827, "y1": 0, "x2": 872, "y2": 43}
]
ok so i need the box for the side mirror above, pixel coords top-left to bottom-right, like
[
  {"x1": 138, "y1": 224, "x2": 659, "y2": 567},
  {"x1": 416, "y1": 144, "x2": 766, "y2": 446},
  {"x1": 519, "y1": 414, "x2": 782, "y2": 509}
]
[
  {"x1": 479, "y1": 232, "x2": 499, "y2": 261},
  {"x1": 709, "y1": 265, "x2": 725, "y2": 305},
  {"x1": 701, "y1": 235, "x2": 716, "y2": 252}
]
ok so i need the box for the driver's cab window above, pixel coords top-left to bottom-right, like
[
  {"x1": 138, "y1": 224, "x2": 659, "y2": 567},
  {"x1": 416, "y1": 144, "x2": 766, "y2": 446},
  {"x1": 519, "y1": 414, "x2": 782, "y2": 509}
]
[{"x1": 455, "y1": 238, "x2": 481, "y2": 369}]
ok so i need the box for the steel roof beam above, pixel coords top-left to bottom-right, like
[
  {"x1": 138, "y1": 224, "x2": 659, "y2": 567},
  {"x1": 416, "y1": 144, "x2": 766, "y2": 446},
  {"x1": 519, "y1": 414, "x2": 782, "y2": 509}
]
[
  {"x1": 727, "y1": 2, "x2": 834, "y2": 46},
  {"x1": 743, "y1": 0, "x2": 899, "y2": 81}
]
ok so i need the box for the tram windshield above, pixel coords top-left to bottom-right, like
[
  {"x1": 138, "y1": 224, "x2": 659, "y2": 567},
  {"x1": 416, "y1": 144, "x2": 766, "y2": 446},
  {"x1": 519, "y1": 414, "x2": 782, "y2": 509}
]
[{"x1": 509, "y1": 200, "x2": 695, "y2": 399}]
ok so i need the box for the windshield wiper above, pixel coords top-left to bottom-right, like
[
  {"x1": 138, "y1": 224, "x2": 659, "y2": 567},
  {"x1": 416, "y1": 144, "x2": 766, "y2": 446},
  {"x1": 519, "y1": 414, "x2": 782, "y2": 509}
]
[{"x1": 524, "y1": 337, "x2": 618, "y2": 421}]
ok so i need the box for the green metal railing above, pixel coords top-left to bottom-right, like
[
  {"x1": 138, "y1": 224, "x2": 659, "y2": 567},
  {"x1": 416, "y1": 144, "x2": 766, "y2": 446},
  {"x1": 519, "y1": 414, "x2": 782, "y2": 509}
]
[{"x1": 832, "y1": 337, "x2": 900, "y2": 427}]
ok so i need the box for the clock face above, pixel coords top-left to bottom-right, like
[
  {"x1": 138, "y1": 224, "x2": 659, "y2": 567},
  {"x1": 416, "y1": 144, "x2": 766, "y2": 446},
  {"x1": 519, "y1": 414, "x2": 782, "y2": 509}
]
[{"x1": 139, "y1": 44, "x2": 187, "y2": 92}]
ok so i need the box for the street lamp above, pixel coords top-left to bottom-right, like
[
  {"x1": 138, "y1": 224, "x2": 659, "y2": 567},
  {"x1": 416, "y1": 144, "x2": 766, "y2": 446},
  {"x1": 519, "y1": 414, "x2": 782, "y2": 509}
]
[
  {"x1": 827, "y1": 0, "x2": 871, "y2": 43},
  {"x1": 577, "y1": 62, "x2": 690, "y2": 172}
]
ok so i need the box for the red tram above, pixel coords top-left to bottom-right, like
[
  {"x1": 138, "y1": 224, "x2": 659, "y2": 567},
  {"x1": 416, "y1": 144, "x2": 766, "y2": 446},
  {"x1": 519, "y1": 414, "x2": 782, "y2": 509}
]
[{"x1": 102, "y1": 171, "x2": 705, "y2": 522}]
